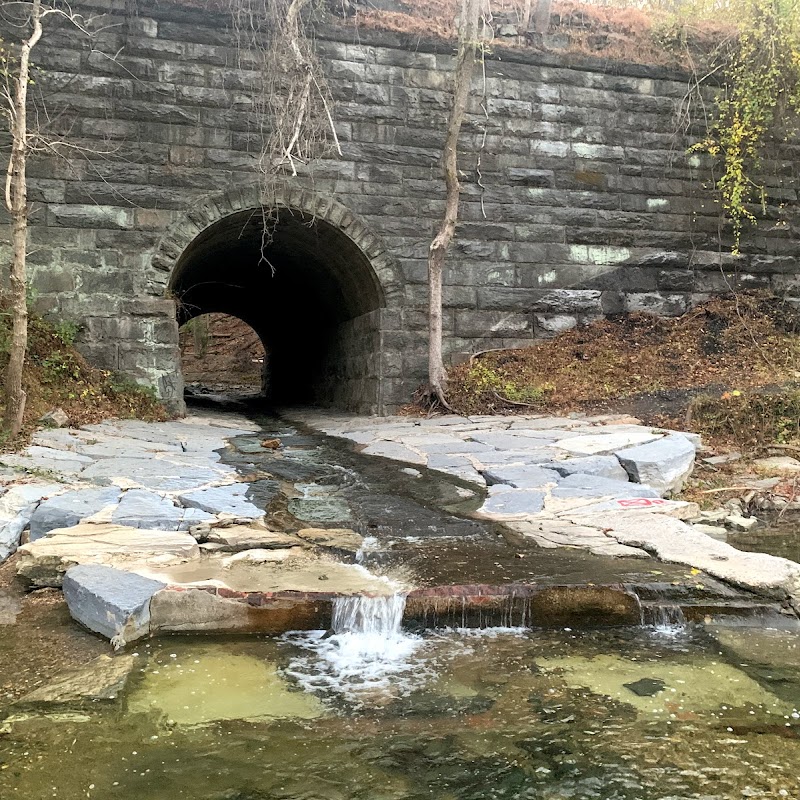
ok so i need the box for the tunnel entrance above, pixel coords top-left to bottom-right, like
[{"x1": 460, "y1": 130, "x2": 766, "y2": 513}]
[{"x1": 169, "y1": 208, "x2": 386, "y2": 411}]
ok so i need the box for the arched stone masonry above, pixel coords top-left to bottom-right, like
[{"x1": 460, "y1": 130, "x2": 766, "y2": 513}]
[{"x1": 151, "y1": 186, "x2": 404, "y2": 414}]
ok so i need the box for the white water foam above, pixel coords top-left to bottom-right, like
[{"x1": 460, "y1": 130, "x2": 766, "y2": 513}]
[{"x1": 282, "y1": 593, "x2": 426, "y2": 706}]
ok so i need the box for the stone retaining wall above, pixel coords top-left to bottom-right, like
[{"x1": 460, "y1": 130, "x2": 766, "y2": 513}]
[{"x1": 2, "y1": 0, "x2": 798, "y2": 412}]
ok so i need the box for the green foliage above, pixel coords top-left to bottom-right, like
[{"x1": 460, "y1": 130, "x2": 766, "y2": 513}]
[
  {"x1": 41, "y1": 351, "x2": 81, "y2": 383},
  {"x1": 52, "y1": 320, "x2": 80, "y2": 346},
  {"x1": 690, "y1": 387, "x2": 800, "y2": 447},
  {"x1": 108, "y1": 372, "x2": 159, "y2": 402},
  {"x1": 452, "y1": 360, "x2": 554, "y2": 414},
  {"x1": 690, "y1": 0, "x2": 800, "y2": 252}
]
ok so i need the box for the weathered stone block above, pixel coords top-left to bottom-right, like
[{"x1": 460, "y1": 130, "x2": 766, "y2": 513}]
[{"x1": 63, "y1": 564, "x2": 166, "y2": 644}]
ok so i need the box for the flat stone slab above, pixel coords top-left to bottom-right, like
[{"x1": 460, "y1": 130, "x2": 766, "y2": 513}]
[
  {"x1": 15, "y1": 523, "x2": 200, "y2": 587},
  {"x1": 554, "y1": 430, "x2": 663, "y2": 456},
  {"x1": 483, "y1": 465, "x2": 561, "y2": 489},
  {"x1": 551, "y1": 473, "x2": 660, "y2": 500},
  {"x1": 81, "y1": 457, "x2": 228, "y2": 491},
  {"x1": 616, "y1": 433, "x2": 696, "y2": 495},
  {"x1": 295, "y1": 527, "x2": 364, "y2": 554},
  {"x1": 561, "y1": 497, "x2": 699, "y2": 519},
  {"x1": 205, "y1": 525, "x2": 302, "y2": 552},
  {"x1": 63, "y1": 564, "x2": 166, "y2": 644},
  {"x1": 29, "y1": 487, "x2": 122, "y2": 541},
  {"x1": 543, "y1": 456, "x2": 630, "y2": 482},
  {"x1": 361, "y1": 441, "x2": 427, "y2": 465},
  {"x1": 0, "y1": 482, "x2": 65, "y2": 563},
  {"x1": 475, "y1": 488, "x2": 545, "y2": 519},
  {"x1": 595, "y1": 511, "x2": 800, "y2": 612},
  {"x1": 15, "y1": 654, "x2": 136, "y2": 705},
  {"x1": 178, "y1": 484, "x2": 263, "y2": 519},
  {"x1": 111, "y1": 489, "x2": 185, "y2": 530}
]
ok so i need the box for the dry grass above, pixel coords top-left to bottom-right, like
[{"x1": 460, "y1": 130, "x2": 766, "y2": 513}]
[{"x1": 446, "y1": 292, "x2": 800, "y2": 417}]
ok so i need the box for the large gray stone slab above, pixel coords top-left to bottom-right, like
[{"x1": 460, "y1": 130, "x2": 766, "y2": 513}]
[
  {"x1": 473, "y1": 448, "x2": 560, "y2": 467},
  {"x1": 178, "y1": 484, "x2": 263, "y2": 519},
  {"x1": 16, "y1": 654, "x2": 136, "y2": 704},
  {"x1": 554, "y1": 430, "x2": 663, "y2": 456},
  {"x1": 63, "y1": 564, "x2": 166, "y2": 645},
  {"x1": 476, "y1": 488, "x2": 546, "y2": 519},
  {"x1": 551, "y1": 473, "x2": 659, "y2": 500},
  {"x1": 0, "y1": 483, "x2": 65, "y2": 562},
  {"x1": 81, "y1": 457, "x2": 227, "y2": 491},
  {"x1": 112, "y1": 489, "x2": 185, "y2": 530},
  {"x1": 483, "y1": 465, "x2": 561, "y2": 489},
  {"x1": 361, "y1": 441, "x2": 427, "y2": 465},
  {"x1": 615, "y1": 434, "x2": 696, "y2": 495},
  {"x1": 29, "y1": 487, "x2": 122, "y2": 541},
  {"x1": 542, "y1": 456, "x2": 630, "y2": 482}
]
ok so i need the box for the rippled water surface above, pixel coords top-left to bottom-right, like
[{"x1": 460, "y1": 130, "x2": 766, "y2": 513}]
[{"x1": 1, "y1": 625, "x2": 799, "y2": 800}]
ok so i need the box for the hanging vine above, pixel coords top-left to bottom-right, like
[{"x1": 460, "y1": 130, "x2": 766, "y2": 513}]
[
  {"x1": 226, "y1": 0, "x2": 341, "y2": 263},
  {"x1": 690, "y1": 0, "x2": 800, "y2": 252}
]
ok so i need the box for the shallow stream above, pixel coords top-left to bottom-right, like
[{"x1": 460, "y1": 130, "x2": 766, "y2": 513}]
[
  {"x1": 1, "y1": 623, "x2": 799, "y2": 799},
  {"x1": 2, "y1": 408, "x2": 800, "y2": 798}
]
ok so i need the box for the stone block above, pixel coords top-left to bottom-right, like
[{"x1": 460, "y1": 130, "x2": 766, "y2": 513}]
[
  {"x1": 551, "y1": 473, "x2": 660, "y2": 500},
  {"x1": 482, "y1": 465, "x2": 561, "y2": 489},
  {"x1": 615, "y1": 434, "x2": 696, "y2": 495},
  {"x1": 29, "y1": 487, "x2": 122, "y2": 541},
  {"x1": 63, "y1": 564, "x2": 166, "y2": 644},
  {"x1": 178, "y1": 484, "x2": 263, "y2": 519},
  {"x1": 543, "y1": 456, "x2": 630, "y2": 482}
]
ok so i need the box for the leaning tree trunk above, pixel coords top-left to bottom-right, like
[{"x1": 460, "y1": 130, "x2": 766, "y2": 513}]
[
  {"x1": 424, "y1": 0, "x2": 481, "y2": 408},
  {"x1": 3, "y1": 0, "x2": 43, "y2": 438}
]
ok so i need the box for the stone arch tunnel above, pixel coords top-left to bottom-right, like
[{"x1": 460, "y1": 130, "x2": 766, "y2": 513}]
[
  {"x1": 15, "y1": 0, "x2": 800, "y2": 415},
  {"x1": 168, "y1": 207, "x2": 387, "y2": 411}
]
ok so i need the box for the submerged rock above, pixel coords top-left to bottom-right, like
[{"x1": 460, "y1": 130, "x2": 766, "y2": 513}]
[
  {"x1": 16, "y1": 654, "x2": 136, "y2": 704},
  {"x1": 63, "y1": 564, "x2": 166, "y2": 645}
]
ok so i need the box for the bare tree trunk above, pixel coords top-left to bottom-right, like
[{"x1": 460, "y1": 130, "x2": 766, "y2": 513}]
[
  {"x1": 520, "y1": 0, "x2": 533, "y2": 32},
  {"x1": 3, "y1": 0, "x2": 43, "y2": 438},
  {"x1": 533, "y1": 0, "x2": 552, "y2": 34},
  {"x1": 424, "y1": 0, "x2": 481, "y2": 408}
]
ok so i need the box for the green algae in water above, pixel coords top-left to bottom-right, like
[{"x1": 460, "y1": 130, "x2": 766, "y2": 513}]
[
  {"x1": 2, "y1": 630, "x2": 800, "y2": 800},
  {"x1": 128, "y1": 649, "x2": 325, "y2": 726}
]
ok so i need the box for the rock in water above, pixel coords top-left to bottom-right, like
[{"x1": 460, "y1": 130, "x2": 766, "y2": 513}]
[
  {"x1": 624, "y1": 678, "x2": 666, "y2": 697},
  {"x1": 62, "y1": 564, "x2": 166, "y2": 645},
  {"x1": 16, "y1": 654, "x2": 136, "y2": 704}
]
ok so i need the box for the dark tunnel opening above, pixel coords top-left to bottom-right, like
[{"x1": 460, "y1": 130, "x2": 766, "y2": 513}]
[{"x1": 169, "y1": 208, "x2": 385, "y2": 410}]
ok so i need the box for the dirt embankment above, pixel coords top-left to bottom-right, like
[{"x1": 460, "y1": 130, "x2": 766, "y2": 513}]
[{"x1": 445, "y1": 293, "x2": 800, "y2": 448}]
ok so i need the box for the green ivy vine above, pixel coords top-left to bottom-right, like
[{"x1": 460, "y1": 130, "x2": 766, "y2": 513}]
[{"x1": 691, "y1": 0, "x2": 800, "y2": 252}]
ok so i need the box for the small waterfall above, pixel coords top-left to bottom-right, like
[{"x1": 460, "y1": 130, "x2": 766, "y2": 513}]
[
  {"x1": 639, "y1": 599, "x2": 687, "y2": 635},
  {"x1": 332, "y1": 593, "x2": 406, "y2": 637},
  {"x1": 283, "y1": 592, "x2": 423, "y2": 703}
]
